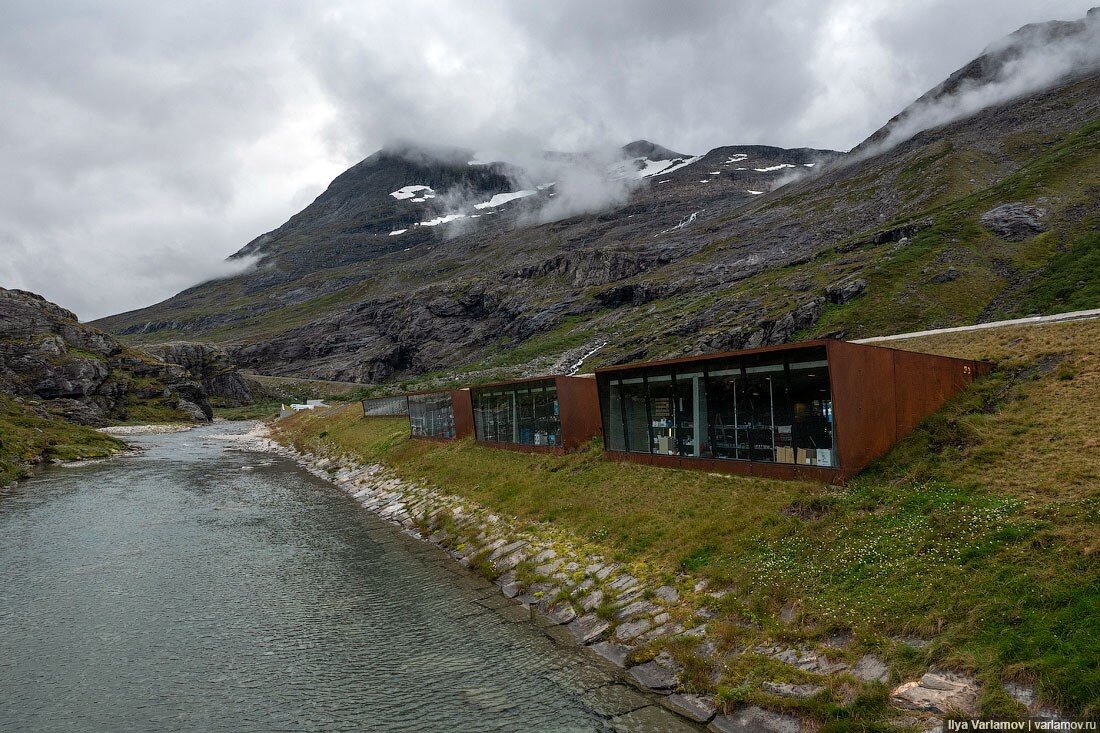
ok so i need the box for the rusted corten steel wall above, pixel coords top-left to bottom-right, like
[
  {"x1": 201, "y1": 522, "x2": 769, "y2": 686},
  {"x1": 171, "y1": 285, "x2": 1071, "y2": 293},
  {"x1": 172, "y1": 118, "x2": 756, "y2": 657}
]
[
  {"x1": 826, "y1": 340, "x2": 989, "y2": 478},
  {"x1": 451, "y1": 388, "x2": 474, "y2": 439},
  {"x1": 467, "y1": 375, "x2": 602, "y2": 454},
  {"x1": 556, "y1": 375, "x2": 603, "y2": 451},
  {"x1": 595, "y1": 339, "x2": 991, "y2": 483}
]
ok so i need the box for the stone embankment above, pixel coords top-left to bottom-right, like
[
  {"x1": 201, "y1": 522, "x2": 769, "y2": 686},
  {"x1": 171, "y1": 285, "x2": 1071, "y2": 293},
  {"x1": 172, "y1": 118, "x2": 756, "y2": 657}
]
[{"x1": 242, "y1": 424, "x2": 1057, "y2": 732}]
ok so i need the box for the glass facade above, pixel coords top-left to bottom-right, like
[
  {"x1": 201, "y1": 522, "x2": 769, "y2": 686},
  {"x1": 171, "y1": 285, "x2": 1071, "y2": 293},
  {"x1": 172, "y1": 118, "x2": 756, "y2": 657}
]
[
  {"x1": 361, "y1": 395, "x2": 409, "y2": 417},
  {"x1": 472, "y1": 379, "x2": 562, "y2": 447},
  {"x1": 408, "y1": 392, "x2": 456, "y2": 439},
  {"x1": 598, "y1": 346, "x2": 837, "y2": 467}
]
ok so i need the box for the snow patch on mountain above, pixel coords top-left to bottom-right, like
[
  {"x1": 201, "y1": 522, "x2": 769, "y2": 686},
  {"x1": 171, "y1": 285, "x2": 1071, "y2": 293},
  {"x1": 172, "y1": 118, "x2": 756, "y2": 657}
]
[
  {"x1": 418, "y1": 213, "x2": 467, "y2": 227},
  {"x1": 474, "y1": 190, "x2": 537, "y2": 209},
  {"x1": 753, "y1": 164, "x2": 796, "y2": 172},
  {"x1": 658, "y1": 155, "x2": 704, "y2": 175},
  {"x1": 390, "y1": 185, "x2": 435, "y2": 200}
]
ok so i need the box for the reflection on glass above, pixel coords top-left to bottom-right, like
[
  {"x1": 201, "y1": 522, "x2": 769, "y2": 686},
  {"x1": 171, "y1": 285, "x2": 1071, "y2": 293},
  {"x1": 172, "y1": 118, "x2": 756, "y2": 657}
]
[
  {"x1": 408, "y1": 392, "x2": 456, "y2": 439},
  {"x1": 676, "y1": 371, "x2": 704, "y2": 457},
  {"x1": 619, "y1": 377, "x2": 648, "y2": 453},
  {"x1": 472, "y1": 380, "x2": 561, "y2": 447},
  {"x1": 599, "y1": 346, "x2": 837, "y2": 467},
  {"x1": 647, "y1": 374, "x2": 676, "y2": 455},
  {"x1": 362, "y1": 395, "x2": 409, "y2": 417},
  {"x1": 604, "y1": 380, "x2": 626, "y2": 450}
]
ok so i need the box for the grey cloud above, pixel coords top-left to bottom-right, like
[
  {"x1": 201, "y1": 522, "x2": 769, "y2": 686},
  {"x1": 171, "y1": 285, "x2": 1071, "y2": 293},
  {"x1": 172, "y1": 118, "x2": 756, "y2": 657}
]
[
  {"x1": 865, "y1": 8, "x2": 1100, "y2": 155},
  {"x1": 1, "y1": 0, "x2": 1095, "y2": 319}
]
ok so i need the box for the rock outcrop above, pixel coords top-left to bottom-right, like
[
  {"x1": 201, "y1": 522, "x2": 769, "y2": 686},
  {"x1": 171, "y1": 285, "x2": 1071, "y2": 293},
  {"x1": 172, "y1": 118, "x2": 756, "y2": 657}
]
[
  {"x1": 980, "y1": 202, "x2": 1047, "y2": 241},
  {"x1": 142, "y1": 342, "x2": 253, "y2": 406},
  {"x1": 0, "y1": 287, "x2": 247, "y2": 424}
]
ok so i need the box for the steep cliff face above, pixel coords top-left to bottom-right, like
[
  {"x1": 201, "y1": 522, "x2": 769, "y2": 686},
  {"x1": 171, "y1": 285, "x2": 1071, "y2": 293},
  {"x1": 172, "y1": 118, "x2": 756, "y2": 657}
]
[
  {"x1": 141, "y1": 342, "x2": 253, "y2": 407},
  {"x1": 0, "y1": 288, "x2": 227, "y2": 424}
]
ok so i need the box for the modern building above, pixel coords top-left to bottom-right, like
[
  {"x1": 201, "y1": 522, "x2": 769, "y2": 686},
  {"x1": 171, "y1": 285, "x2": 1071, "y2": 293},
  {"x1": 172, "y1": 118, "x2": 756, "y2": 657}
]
[
  {"x1": 469, "y1": 375, "x2": 602, "y2": 453},
  {"x1": 361, "y1": 395, "x2": 409, "y2": 417},
  {"x1": 279, "y1": 399, "x2": 327, "y2": 419},
  {"x1": 407, "y1": 389, "x2": 473, "y2": 440},
  {"x1": 594, "y1": 340, "x2": 990, "y2": 482}
]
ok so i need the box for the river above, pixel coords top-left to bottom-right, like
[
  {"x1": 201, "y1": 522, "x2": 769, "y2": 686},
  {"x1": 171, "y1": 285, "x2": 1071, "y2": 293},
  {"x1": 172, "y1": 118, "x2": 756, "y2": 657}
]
[{"x1": 0, "y1": 422, "x2": 694, "y2": 732}]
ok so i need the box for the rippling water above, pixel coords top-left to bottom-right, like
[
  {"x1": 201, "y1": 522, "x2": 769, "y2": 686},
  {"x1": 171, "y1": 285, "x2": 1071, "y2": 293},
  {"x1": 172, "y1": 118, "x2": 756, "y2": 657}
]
[{"x1": 0, "y1": 423, "x2": 692, "y2": 732}]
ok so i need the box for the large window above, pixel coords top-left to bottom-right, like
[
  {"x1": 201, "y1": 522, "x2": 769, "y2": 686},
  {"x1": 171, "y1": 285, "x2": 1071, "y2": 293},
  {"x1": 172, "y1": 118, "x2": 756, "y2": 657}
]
[
  {"x1": 362, "y1": 395, "x2": 409, "y2": 417},
  {"x1": 408, "y1": 392, "x2": 456, "y2": 439},
  {"x1": 598, "y1": 346, "x2": 837, "y2": 467},
  {"x1": 472, "y1": 380, "x2": 562, "y2": 447}
]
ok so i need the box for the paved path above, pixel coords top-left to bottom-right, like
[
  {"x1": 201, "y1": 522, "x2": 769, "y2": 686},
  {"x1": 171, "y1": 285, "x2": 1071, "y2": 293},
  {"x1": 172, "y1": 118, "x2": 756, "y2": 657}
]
[{"x1": 853, "y1": 308, "x2": 1100, "y2": 344}]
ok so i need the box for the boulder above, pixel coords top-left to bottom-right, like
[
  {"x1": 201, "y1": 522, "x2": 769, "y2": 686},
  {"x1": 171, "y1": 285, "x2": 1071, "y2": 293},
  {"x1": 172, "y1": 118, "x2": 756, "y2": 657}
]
[
  {"x1": 567, "y1": 614, "x2": 610, "y2": 644},
  {"x1": 891, "y1": 671, "x2": 979, "y2": 715},
  {"x1": 614, "y1": 618, "x2": 652, "y2": 642},
  {"x1": 653, "y1": 585, "x2": 679, "y2": 603},
  {"x1": 979, "y1": 202, "x2": 1046, "y2": 241},
  {"x1": 852, "y1": 653, "x2": 889, "y2": 683},
  {"x1": 826, "y1": 277, "x2": 868, "y2": 305},
  {"x1": 545, "y1": 601, "x2": 577, "y2": 625},
  {"x1": 709, "y1": 705, "x2": 802, "y2": 733},
  {"x1": 661, "y1": 693, "x2": 717, "y2": 723},
  {"x1": 628, "y1": 660, "x2": 679, "y2": 692},
  {"x1": 589, "y1": 641, "x2": 632, "y2": 668}
]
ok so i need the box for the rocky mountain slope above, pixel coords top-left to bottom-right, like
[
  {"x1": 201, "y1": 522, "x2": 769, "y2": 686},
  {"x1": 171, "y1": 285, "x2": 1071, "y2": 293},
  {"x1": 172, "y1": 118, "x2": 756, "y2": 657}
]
[
  {"x1": 0, "y1": 287, "x2": 251, "y2": 424},
  {"x1": 95, "y1": 9, "x2": 1100, "y2": 385}
]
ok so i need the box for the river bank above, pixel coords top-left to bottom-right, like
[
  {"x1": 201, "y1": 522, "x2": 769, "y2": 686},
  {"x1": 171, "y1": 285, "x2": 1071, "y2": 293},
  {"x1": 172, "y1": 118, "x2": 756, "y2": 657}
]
[
  {"x1": 4, "y1": 422, "x2": 703, "y2": 732},
  {"x1": 268, "y1": 317, "x2": 1100, "y2": 727},
  {"x1": 0, "y1": 394, "x2": 130, "y2": 488},
  {"x1": 251, "y1": 419, "x2": 999, "y2": 733}
]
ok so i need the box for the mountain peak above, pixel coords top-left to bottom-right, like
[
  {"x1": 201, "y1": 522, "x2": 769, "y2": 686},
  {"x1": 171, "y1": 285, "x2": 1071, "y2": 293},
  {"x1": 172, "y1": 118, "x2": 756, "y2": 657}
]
[
  {"x1": 375, "y1": 140, "x2": 476, "y2": 167},
  {"x1": 621, "y1": 140, "x2": 689, "y2": 161},
  {"x1": 857, "y1": 6, "x2": 1100, "y2": 153}
]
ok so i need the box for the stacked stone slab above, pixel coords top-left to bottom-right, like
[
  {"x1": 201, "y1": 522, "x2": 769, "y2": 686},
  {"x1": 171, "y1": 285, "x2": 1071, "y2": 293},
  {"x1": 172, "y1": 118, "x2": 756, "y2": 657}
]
[{"x1": 244, "y1": 425, "x2": 1068, "y2": 731}]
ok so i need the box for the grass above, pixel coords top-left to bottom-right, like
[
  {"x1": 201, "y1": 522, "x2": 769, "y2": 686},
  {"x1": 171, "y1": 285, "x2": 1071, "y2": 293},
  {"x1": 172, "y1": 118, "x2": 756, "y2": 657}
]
[
  {"x1": 1009, "y1": 230, "x2": 1100, "y2": 317},
  {"x1": 118, "y1": 396, "x2": 193, "y2": 425},
  {"x1": 213, "y1": 401, "x2": 282, "y2": 421},
  {"x1": 0, "y1": 395, "x2": 127, "y2": 485},
  {"x1": 274, "y1": 317, "x2": 1100, "y2": 719}
]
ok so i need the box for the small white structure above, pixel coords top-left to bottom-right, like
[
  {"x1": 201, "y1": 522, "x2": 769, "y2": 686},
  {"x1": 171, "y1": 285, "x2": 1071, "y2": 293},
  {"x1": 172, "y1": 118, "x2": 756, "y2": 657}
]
[{"x1": 279, "y1": 400, "x2": 327, "y2": 419}]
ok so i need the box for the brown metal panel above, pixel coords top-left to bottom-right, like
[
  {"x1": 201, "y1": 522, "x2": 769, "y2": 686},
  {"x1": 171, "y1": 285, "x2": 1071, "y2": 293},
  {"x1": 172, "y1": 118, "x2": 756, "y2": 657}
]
[
  {"x1": 826, "y1": 340, "x2": 898, "y2": 479},
  {"x1": 450, "y1": 388, "x2": 474, "y2": 439},
  {"x1": 556, "y1": 375, "x2": 603, "y2": 451},
  {"x1": 891, "y1": 351, "x2": 983, "y2": 439}
]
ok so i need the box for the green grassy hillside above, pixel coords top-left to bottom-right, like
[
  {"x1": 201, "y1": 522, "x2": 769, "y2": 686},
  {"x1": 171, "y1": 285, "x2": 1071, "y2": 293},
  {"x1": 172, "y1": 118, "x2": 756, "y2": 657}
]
[
  {"x1": 274, "y1": 317, "x2": 1100, "y2": 720},
  {"x1": 0, "y1": 395, "x2": 127, "y2": 486}
]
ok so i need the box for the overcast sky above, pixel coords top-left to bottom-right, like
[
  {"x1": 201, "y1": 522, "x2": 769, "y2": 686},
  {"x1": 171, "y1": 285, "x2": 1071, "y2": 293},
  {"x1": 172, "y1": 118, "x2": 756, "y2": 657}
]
[{"x1": 0, "y1": 0, "x2": 1094, "y2": 320}]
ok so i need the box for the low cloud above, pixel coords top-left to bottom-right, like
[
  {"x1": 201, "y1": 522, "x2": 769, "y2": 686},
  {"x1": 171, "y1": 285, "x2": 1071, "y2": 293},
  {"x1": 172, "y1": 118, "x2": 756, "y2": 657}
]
[
  {"x1": 859, "y1": 8, "x2": 1100, "y2": 157},
  {"x1": 533, "y1": 165, "x2": 639, "y2": 224},
  {"x1": 2, "y1": 1, "x2": 1096, "y2": 319}
]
